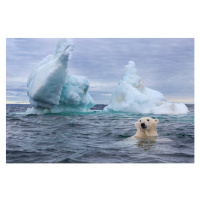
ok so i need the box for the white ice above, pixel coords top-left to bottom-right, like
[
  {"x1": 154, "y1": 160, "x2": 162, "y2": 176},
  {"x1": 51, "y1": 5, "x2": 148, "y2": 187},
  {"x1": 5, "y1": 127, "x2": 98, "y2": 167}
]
[
  {"x1": 26, "y1": 39, "x2": 95, "y2": 114},
  {"x1": 103, "y1": 61, "x2": 189, "y2": 114}
]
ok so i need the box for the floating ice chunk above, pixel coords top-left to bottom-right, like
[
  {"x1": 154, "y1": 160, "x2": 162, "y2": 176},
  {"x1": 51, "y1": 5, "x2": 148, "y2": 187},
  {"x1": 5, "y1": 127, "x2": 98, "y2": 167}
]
[
  {"x1": 26, "y1": 39, "x2": 95, "y2": 114},
  {"x1": 104, "y1": 61, "x2": 189, "y2": 114}
]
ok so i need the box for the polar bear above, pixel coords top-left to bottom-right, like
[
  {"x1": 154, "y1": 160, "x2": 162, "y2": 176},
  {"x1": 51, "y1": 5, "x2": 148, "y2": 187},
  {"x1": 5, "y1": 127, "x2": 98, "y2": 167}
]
[{"x1": 134, "y1": 117, "x2": 159, "y2": 138}]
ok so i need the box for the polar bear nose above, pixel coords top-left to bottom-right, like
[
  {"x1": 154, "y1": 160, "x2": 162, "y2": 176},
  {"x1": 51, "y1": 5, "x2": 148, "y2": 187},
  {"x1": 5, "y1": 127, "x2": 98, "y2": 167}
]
[{"x1": 141, "y1": 123, "x2": 146, "y2": 129}]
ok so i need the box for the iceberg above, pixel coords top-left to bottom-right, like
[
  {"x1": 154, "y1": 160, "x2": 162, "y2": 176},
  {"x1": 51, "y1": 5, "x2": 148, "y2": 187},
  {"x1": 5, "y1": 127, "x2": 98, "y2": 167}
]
[
  {"x1": 103, "y1": 61, "x2": 189, "y2": 114},
  {"x1": 26, "y1": 39, "x2": 95, "y2": 114}
]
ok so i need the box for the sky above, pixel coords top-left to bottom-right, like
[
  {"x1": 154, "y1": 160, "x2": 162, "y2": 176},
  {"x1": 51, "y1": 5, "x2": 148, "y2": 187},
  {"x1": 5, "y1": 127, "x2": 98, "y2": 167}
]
[{"x1": 6, "y1": 38, "x2": 194, "y2": 104}]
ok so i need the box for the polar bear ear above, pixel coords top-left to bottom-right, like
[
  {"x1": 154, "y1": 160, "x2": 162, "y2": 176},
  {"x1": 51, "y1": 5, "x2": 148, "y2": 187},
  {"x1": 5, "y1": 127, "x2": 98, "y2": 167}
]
[
  {"x1": 154, "y1": 119, "x2": 159, "y2": 124},
  {"x1": 135, "y1": 122, "x2": 138, "y2": 128}
]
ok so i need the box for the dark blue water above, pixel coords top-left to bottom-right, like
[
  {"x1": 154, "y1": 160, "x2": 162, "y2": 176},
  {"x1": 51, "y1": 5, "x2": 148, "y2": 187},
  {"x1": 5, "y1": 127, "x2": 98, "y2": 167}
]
[{"x1": 6, "y1": 104, "x2": 194, "y2": 163}]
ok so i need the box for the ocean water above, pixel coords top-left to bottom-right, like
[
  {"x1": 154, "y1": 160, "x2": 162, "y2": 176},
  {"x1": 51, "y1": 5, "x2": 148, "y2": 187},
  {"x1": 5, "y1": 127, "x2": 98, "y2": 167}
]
[{"x1": 6, "y1": 104, "x2": 194, "y2": 163}]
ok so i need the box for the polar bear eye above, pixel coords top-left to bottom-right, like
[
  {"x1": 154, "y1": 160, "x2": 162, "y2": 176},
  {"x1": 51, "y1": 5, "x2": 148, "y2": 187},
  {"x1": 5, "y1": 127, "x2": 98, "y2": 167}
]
[
  {"x1": 147, "y1": 119, "x2": 149, "y2": 121},
  {"x1": 140, "y1": 120, "x2": 141, "y2": 122}
]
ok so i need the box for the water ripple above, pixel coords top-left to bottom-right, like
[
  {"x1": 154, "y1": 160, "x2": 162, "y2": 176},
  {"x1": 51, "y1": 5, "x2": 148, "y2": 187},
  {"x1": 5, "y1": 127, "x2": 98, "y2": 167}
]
[{"x1": 6, "y1": 104, "x2": 194, "y2": 163}]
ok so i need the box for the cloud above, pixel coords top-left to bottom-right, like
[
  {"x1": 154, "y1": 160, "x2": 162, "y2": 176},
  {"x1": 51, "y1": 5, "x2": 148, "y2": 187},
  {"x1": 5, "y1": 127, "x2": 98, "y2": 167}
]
[{"x1": 89, "y1": 80, "x2": 118, "y2": 91}]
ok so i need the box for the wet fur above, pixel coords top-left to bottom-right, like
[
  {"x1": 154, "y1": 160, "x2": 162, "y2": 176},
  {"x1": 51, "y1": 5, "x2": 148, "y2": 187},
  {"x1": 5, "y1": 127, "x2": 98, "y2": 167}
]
[{"x1": 134, "y1": 117, "x2": 159, "y2": 138}]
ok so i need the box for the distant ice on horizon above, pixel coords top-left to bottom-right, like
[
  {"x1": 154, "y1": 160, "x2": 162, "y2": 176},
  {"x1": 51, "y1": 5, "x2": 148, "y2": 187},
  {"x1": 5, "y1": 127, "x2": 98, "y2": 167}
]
[{"x1": 103, "y1": 61, "x2": 189, "y2": 114}]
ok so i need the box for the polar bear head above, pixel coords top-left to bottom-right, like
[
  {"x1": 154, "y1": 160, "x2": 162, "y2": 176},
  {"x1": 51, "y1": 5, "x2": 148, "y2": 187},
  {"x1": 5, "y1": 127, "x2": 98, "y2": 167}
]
[{"x1": 134, "y1": 117, "x2": 159, "y2": 138}]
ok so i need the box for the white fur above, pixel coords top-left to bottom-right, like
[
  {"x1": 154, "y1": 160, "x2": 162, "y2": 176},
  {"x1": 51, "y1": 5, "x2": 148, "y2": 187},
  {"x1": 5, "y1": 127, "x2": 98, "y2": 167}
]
[{"x1": 134, "y1": 117, "x2": 159, "y2": 138}]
